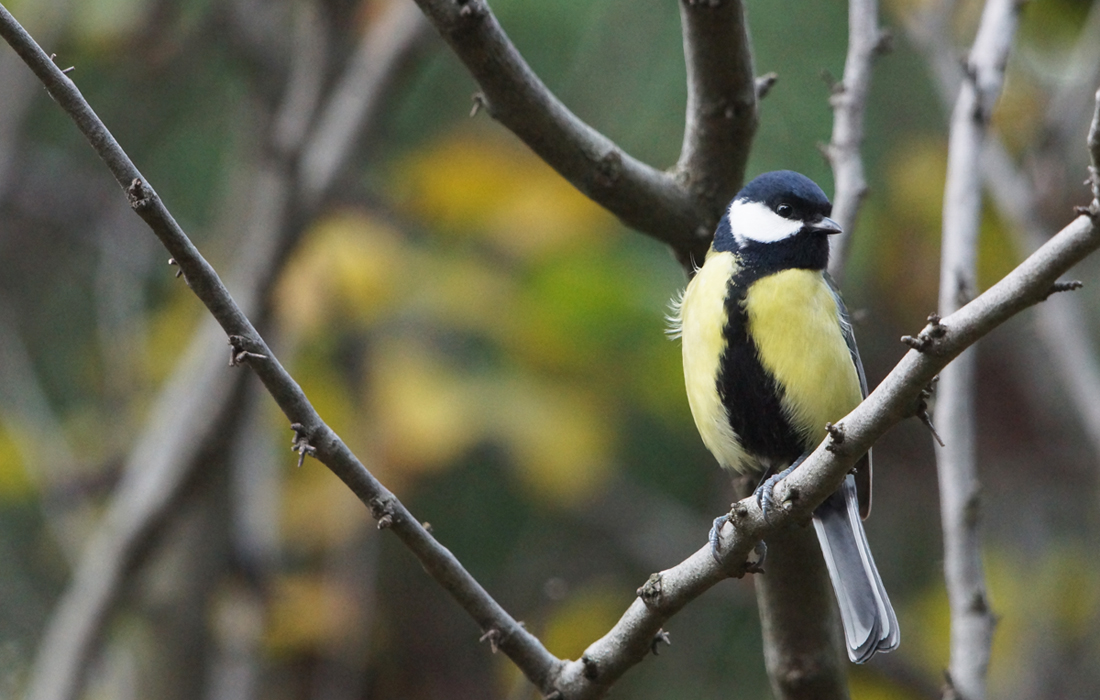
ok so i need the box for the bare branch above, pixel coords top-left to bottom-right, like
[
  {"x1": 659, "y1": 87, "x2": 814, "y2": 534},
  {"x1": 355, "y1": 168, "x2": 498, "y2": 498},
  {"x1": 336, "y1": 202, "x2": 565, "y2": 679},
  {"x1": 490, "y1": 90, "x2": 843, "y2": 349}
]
[
  {"x1": 5, "y1": 5, "x2": 424, "y2": 700},
  {"x1": 676, "y1": 0, "x2": 757, "y2": 211},
  {"x1": 826, "y1": 0, "x2": 887, "y2": 281},
  {"x1": 981, "y1": 129, "x2": 1100, "y2": 466},
  {"x1": 408, "y1": 0, "x2": 713, "y2": 259},
  {"x1": 935, "y1": 2, "x2": 1019, "y2": 698},
  {"x1": 557, "y1": 210, "x2": 1100, "y2": 700},
  {"x1": 8, "y1": 4, "x2": 1100, "y2": 699}
]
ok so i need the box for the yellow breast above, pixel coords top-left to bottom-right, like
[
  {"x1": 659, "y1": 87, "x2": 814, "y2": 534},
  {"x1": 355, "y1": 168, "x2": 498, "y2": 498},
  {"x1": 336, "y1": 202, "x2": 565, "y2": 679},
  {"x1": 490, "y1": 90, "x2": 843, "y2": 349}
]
[
  {"x1": 743, "y1": 269, "x2": 862, "y2": 446},
  {"x1": 677, "y1": 251, "x2": 747, "y2": 471}
]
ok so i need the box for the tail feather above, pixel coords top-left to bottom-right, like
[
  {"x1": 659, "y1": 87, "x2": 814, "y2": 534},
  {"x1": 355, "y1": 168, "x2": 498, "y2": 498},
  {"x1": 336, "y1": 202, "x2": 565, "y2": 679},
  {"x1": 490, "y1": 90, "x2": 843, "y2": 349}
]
[{"x1": 811, "y1": 474, "x2": 899, "y2": 663}]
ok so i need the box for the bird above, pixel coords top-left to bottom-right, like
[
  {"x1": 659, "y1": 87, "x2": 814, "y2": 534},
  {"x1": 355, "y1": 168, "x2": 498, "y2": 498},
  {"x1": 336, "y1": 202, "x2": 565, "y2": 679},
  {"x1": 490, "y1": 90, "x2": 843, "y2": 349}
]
[{"x1": 668, "y1": 170, "x2": 898, "y2": 663}]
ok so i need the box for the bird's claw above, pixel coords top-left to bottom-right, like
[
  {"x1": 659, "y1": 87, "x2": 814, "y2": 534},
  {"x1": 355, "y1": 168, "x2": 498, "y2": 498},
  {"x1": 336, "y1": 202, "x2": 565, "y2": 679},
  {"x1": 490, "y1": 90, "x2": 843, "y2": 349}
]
[{"x1": 708, "y1": 513, "x2": 731, "y2": 563}]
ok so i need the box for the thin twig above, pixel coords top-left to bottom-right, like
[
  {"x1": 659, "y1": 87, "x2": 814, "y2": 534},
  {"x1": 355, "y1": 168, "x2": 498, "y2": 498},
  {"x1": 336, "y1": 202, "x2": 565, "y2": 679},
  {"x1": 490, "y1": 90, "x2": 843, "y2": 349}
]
[{"x1": 934, "y1": 1, "x2": 1019, "y2": 698}]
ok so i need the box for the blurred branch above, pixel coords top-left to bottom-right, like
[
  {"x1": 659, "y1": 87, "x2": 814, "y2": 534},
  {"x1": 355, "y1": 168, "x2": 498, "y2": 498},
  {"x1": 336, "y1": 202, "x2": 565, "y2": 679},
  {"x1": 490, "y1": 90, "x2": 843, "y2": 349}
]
[
  {"x1": 675, "y1": 0, "x2": 757, "y2": 221},
  {"x1": 299, "y1": 0, "x2": 430, "y2": 204},
  {"x1": 4, "y1": 4, "x2": 424, "y2": 699},
  {"x1": 982, "y1": 134, "x2": 1100, "y2": 466},
  {"x1": 826, "y1": 0, "x2": 887, "y2": 282},
  {"x1": 934, "y1": 2, "x2": 1019, "y2": 698},
  {"x1": 755, "y1": 525, "x2": 848, "y2": 700},
  {"x1": 1043, "y1": 2, "x2": 1100, "y2": 161},
  {"x1": 0, "y1": 303, "x2": 83, "y2": 564},
  {"x1": 910, "y1": 0, "x2": 1100, "y2": 499},
  {"x1": 408, "y1": 0, "x2": 725, "y2": 264}
]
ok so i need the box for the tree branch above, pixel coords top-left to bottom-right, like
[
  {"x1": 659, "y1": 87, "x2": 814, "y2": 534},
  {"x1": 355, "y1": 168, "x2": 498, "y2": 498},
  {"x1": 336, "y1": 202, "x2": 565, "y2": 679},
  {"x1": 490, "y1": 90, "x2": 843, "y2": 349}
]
[
  {"x1": 755, "y1": 525, "x2": 849, "y2": 700},
  {"x1": 981, "y1": 131, "x2": 1100, "y2": 468},
  {"x1": 749, "y1": 4, "x2": 887, "y2": 694},
  {"x1": 407, "y1": 0, "x2": 716, "y2": 261},
  {"x1": 826, "y1": 0, "x2": 887, "y2": 281},
  {"x1": 5, "y1": 5, "x2": 423, "y2": 700},
  {"x1": 556, "y1": 208, "x2": 1100, "y2": 700},
  {"x1": 676, "y1": 0, "x2": 757, "y2": 218},
  {"x1": 934, "y1": 2, "x2": 1019, "y2": 697},
  {"x1": 7, "y1": 3, "x2": 1100, "y2": 699}
]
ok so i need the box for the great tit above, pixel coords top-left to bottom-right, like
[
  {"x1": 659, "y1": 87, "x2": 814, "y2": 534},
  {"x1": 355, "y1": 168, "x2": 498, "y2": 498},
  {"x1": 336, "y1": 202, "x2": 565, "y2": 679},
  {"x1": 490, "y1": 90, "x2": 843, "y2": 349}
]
[{"x1": 670, "y1": 170, "x2": 898, "y2": 663}]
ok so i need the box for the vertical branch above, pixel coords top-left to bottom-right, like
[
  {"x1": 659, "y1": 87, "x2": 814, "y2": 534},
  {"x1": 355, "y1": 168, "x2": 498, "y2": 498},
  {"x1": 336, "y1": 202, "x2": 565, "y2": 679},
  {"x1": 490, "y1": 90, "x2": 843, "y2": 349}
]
[
  {"x1": 755, "y1": 525, "x2": 849, "y2": 700},
  {"x1": 934, "y1": 1, "x2": 1019, "y2": 698},
  {"x1": 826, "y1": 0, "x2": 887, "y2": 282},
  {"x1": 751, "y1": 4, "x2": 887, "y2": 694},
  {"x1": 676, "y1": 0, "x2": 757, "y2": 239}
]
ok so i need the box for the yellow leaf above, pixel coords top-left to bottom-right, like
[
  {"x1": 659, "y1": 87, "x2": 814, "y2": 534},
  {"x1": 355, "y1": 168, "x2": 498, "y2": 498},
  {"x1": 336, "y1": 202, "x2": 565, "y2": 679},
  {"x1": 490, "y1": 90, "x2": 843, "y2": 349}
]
[
  {"x1": 265, "y1": 574, "x2": 363, "y2": 654},
  {"x1": 0, "y1": 421, "x2": 33, "y2": 500},
  {"x1": 540, "y1": 582, "x2": 625, "y2": 661},
  {"x1": 494, "y1": 378, "x2": 615, "y2": 506},
  {"x1": 395, "y1": 132, "x2": 616, "y2": 259},
  {"x1": 368, "y1": 338, "x2": 486, "y2": 477},
  {"x1": 275, "y1": 211, "x2": 405, "y2": 337}
]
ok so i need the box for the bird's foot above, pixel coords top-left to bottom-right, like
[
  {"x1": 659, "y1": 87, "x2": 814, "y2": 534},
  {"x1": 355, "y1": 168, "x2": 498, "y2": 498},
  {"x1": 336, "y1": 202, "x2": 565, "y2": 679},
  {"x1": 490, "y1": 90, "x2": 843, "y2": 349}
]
[
  {"x1": 708, "y1": 513, "x2": 730, "y2": 564},
  {"x1": 753, "y1": 455, "x2": 808, "y2": 522},
  {"x1": 709, "y1": 511, "x2": 769, "y2": 574}
]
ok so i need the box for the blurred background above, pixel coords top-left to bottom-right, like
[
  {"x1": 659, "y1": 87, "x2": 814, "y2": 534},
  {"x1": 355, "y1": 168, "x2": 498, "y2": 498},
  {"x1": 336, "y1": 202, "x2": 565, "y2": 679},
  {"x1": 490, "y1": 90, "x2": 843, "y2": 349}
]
[{"x1": 2, "y1": 0, "x2": 1100, "y2": 698}]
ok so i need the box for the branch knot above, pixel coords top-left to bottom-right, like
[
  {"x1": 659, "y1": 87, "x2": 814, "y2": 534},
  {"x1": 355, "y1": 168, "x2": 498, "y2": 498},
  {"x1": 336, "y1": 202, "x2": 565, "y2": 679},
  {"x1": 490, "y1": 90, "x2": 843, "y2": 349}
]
[
  {"x1": 901, "y1": 313, "x2": 948, "y2": 353},
  {"x1": 637, "y1": 573, "x2": 664, "y2": 608},
  {"x1": 368, "y1": 495, "x2": 397, "y2": 529},
  {"x1": 126, "y1": 178, "x2": 152, "y2": 211},
  {"x1": 228, "y1": 335, "x2": 268, "y2": 367},
  {"x1": 289, "y1": 423, "x2": 317, "y2": 468}
]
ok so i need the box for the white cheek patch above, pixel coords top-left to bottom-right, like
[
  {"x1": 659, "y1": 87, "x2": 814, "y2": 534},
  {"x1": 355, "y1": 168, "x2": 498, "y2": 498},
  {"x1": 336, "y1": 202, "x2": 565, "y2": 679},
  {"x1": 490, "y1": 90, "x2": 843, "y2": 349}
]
[{"x1": 727, "y1": 199, "x2": 802, "y2": 244}]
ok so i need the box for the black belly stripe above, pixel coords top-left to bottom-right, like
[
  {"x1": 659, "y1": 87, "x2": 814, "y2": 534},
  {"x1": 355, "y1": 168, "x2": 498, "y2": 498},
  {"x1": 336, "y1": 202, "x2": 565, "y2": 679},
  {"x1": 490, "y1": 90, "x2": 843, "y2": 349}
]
[{"x1": 717, "y1": 269, "x2": 806, "y2": 468}]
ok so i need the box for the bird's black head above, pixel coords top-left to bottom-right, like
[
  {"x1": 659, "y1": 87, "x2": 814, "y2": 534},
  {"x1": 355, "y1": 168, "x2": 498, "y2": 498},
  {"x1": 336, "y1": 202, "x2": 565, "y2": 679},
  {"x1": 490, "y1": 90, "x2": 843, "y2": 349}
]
[{"x1": 711, "y1": 170, "x2": 841, "y2": 272}]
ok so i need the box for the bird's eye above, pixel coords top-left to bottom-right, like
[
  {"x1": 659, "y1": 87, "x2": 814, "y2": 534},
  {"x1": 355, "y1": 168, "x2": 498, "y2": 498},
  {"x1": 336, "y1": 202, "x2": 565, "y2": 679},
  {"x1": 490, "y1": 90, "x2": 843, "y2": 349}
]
[{"x1": 776, "y1": 203, "x2": 793, "y2": 218}]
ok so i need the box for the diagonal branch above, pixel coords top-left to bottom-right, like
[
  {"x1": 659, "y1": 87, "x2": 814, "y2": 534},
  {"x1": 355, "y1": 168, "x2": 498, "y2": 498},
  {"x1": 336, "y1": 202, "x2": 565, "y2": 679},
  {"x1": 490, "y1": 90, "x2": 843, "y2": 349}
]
[
  {"x1": 555, "y1": 206, "x2": 1100, "y2": 699},
  {"x1": 7, "y1": 3, "x2": 1100, "y2": 700},
  {"x1": 409, "y1": 0, "x2": 718, "y2": 262},
  {"x1": 676, "y1": 0, "x2": 757, "y2": 215},
  {"x1": 935, "y1": 2, "x2": 1019, "y2": 698},
  {"x1": 8, "y1": 4, "x2": 427, "y2": 700}
]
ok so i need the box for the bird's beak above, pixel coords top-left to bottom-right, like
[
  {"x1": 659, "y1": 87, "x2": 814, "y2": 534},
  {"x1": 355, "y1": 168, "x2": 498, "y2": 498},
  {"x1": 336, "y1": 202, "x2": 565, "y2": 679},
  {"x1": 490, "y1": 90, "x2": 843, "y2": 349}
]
[{"x1": 809, "y1": 216, "x2": 843, "y2": 235}]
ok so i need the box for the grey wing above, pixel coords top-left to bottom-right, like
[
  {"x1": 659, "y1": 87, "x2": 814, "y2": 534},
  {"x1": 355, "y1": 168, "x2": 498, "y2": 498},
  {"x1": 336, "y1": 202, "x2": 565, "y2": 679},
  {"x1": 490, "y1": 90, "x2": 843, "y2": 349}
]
[
  {"x1": 825, "y1": 272, "x2": 868, "y2": 398},
  {"x1": 824, "y1": 272, "x2": 873, "y2": 519}
]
